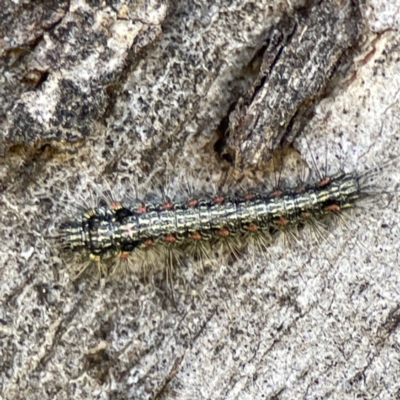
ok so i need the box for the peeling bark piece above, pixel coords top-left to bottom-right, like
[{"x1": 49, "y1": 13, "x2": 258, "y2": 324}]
[{"x1": 221, "y1": 1, "x2": 361, "y2": 170}]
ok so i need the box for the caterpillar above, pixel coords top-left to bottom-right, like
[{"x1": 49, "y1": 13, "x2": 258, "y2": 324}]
[{"x1": 56, "y1": 157, "x2": 389, "y2": 279}]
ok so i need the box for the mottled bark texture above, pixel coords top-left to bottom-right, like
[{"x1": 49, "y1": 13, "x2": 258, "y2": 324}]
[
  {"x1": 1, "y1": 0, "x2": 167, "y2": 148},
  {"x1": 220, "y1": 1, "x2": 361, "y2": 169},
  {"x1": 1, "y1": 0, "x2": 400, "y2": 399}
]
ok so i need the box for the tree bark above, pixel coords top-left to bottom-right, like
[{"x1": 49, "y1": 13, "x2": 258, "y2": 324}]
[{"x1": 1, "y1": 1, "x2": 400, "y2": 399}]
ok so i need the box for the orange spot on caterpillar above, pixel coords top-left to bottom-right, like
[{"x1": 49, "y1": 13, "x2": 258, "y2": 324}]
[
  {"x1": 118, "y1": 251, "x2": 130, "y2": 259},
  {"x1": 161, "y1": 201, "x2": 174, "y2": 210},
  {"x1": 109, "y1": 201, "x2": 122, "y2": 210},
  {"x1": 187, "y1": 199, "x2": 198, "y2": 207},
  {"x1": 245, "y1": 193, "x2": 254, "y2": 200},
  {"x1": 246, "y1": 223, "x2": 258, "y2": 232},
  {"x1": 218, "y1": 228, "x2": 230, "y2": 237},
  {"x1": 271, "y1": 189, "x2": 282, "y2": 197},
  {"x1": 190, "y1": 232, "x2": 202, "y2": 241},
  {"x1": 325, "y1": 204, "x2": 340, "y2": 212},
  {"x1": 213, "y1": 195, "x2": 225, "y2": 204},
  {"x1": 143, "y1": 238, "x2": 153, "y2": 247},
  {"x1": 164, "y1": 234, "x2": 176, "y2": 243},
  {"x1": 318, "y1": 177, "x2": 330, "y2": 187},
  {"x1": 136, "y1": 204, "x2": 147, "y2": 213},
  {"x1": 275, "y1": 216, "x2": 288, "y2": 225}
]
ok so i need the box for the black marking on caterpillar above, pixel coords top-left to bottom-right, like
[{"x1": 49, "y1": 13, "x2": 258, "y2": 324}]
[{"x1": 56, "y1": 164, "x2": 385, "y2": 279}]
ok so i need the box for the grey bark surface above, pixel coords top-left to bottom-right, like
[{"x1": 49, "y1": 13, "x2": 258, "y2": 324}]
[
  {"x1": 220, "y1": 1, "x2": 361, "y2": 169},
  {"x1": 1, "y1": 1, "x2": 400, "y2": 399}
]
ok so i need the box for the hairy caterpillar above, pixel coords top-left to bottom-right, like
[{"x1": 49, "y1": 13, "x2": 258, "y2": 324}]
[{"x1": 56, "y1": 155, "x2": 390, "y2": 279}]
